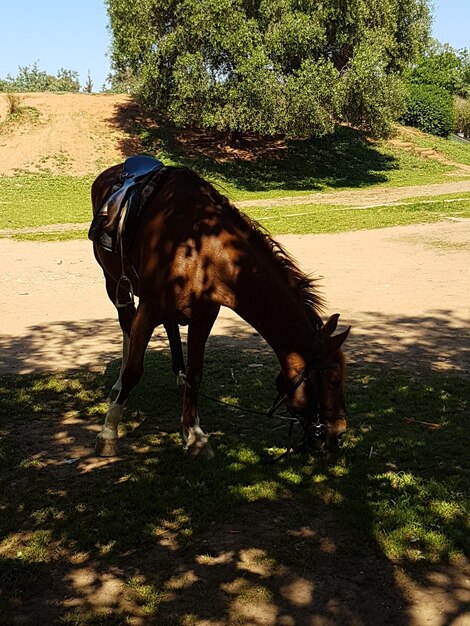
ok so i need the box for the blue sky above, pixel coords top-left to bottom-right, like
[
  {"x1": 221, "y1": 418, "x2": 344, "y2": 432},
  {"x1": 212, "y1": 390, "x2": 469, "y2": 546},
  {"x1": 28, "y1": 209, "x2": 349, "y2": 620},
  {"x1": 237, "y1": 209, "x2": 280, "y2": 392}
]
[{"x1": 0, "y1": 0, "x2": 468, "y2": 92}]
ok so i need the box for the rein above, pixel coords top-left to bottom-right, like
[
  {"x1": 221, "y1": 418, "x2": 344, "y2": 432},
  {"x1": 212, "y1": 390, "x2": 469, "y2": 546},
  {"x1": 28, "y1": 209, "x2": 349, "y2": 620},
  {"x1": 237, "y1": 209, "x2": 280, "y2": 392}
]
[{"x1": 180, "y1": 366, "x2": 332, "y2": 462}]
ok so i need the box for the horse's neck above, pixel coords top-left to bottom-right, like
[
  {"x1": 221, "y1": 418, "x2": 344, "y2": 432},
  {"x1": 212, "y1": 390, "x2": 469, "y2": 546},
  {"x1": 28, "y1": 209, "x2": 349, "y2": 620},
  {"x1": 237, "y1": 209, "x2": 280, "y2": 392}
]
[{"x1": 231, "y1": 267, "x2": 317, "y2": 374}]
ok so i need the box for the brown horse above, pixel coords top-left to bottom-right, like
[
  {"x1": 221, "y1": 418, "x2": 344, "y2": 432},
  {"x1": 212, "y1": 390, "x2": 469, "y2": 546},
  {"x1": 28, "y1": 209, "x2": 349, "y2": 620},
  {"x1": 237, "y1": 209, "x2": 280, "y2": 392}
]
[{"x1": 91, "y1": 163, "x2": 350, "y2": 458}]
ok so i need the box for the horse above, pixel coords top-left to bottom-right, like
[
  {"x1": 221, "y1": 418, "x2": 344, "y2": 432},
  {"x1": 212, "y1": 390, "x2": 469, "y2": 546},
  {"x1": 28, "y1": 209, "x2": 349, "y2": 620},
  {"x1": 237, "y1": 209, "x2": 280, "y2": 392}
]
[{"x1": 91, "y1": 161, "x2": 350, "y2": 458}]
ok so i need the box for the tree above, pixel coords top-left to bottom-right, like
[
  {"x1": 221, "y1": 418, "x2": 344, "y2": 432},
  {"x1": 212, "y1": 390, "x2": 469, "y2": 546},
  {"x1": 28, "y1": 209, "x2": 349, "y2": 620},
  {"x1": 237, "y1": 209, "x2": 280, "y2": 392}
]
[
  {"x1": 406, "y1": 41, "x2": 470, "y2": 97},
  {"x1": 106, "y1": 0, "x2": 431, "y2": 138},
  {"x1": 400, "y1": 41, "x2": 470, "y2": 136},
  {"x1": 400, "y1": 83, "x2": 454, "y2": 136},
  {"x1": 83, "y1": 70, "x2": 94, "y2": 93}
]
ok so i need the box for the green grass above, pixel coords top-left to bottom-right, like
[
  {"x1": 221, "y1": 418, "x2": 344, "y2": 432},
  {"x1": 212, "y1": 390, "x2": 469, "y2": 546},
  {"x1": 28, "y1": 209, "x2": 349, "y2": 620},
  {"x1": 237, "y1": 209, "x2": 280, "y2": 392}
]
[
  {"x1": 2, "y1": 125, "x2": 470, "y2": 235},
  {"x1": 1, "y1": 122, "x2": 470, "y2": 241},
  {"x1": 0, "y1": 174, "x2": 93, "y2": 229},
  {"x1": 153, "y1": 125, "x2": 466, "y2": 200},
  {"x1": 251, "y1": 197, "x2": 470, "y2": 235},
  {"x1": 7, "y1": 196, "x2": 470, "y2": 241},
  {"x1": 398, "y1": 126, "x2": 470, "y2": 167},
  {"x1": 0, "y1": 346, "x2": 468, "y2": 622},
  {"x1": 11, "y1": 229, "x2": 89, "y2": 242}
]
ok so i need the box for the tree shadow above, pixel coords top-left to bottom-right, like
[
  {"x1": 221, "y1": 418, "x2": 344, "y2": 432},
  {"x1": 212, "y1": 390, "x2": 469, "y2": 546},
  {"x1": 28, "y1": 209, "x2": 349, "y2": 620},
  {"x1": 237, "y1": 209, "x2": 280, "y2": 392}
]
[
  {"x1": 343, "y1": 308, "x2": 470, "y2": 374},
  {"x1": 105, "y1": 99, "x2": 398, "y2": 194},
  {"x1": 0, "y1": 311, "x2": 468, "y2": 624}
]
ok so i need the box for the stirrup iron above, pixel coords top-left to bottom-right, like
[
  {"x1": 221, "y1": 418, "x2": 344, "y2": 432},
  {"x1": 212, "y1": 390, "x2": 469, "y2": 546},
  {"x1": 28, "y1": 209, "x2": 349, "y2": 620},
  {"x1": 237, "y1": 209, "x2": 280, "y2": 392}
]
[{"x1": 115, "y1": 275, "x2": 135, "y2": 308}]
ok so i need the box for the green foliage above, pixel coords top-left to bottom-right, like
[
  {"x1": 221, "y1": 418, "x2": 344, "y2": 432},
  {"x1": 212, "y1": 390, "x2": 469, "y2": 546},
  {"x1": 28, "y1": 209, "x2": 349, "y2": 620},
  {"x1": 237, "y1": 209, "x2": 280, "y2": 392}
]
[
  {"x1": 105, "y1": 0, "x2": 431, "y2": 138},
  {"x1": 337, "y1": 32, "x2": 405, "y2": 137},
  {"x1": 455, "y1": 96, "x2": 470, "y2": 138},
  {"x1": 403, "y1": 42, "x2": 470, "y2": 136},
  {"x1": 407, "y1": 42, "x2": 470, "y2": 98},
  {"x1": 0, "y1": 62, "x2": 80, "y2": 93},
  {"x1": 401, "y1": 83, "x2": 455, "y2": 136}
]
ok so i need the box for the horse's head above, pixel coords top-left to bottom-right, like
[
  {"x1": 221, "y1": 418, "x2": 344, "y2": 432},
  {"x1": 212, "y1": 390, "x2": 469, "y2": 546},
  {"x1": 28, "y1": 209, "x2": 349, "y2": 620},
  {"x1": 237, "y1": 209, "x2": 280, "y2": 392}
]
[{"x1": 276, "y1": 314, "x2": 350, "y2": 451}]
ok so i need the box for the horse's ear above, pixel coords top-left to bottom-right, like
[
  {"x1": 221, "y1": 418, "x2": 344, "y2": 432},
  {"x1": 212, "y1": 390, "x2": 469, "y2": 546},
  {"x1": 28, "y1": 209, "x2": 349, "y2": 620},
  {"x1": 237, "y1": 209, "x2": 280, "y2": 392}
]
[
  {"x1": 322, "y1": 314, "x2": 340, "y2": 337},
  {"x1": 326, "y1": 327, "x2": 350, "y2": 353}
]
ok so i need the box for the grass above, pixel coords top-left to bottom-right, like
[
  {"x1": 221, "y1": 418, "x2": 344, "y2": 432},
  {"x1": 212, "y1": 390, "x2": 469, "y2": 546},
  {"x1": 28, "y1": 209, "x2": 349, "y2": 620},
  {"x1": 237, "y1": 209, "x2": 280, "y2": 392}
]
[
  {"x1": 6, "y1": 196, "x2": 470, "y2": 241},
  {"x1": 397, "y1": 125, "x2": 470, "y2": 167},
  {"x1": 148, "y1": 125, "x2": 466, "y2": 200},
  {"x1": 2, "y1": 125, "x2": 470, "y2": 235},
  {"x1": 250, "y1": 197, "x2": 470, "y2": 235},
  {"x1": 0, "y1": 174, "x2": 93, "y2": 229},
  {"x1": 0, "y1": 346, "x2": 468, "y2": 622}
]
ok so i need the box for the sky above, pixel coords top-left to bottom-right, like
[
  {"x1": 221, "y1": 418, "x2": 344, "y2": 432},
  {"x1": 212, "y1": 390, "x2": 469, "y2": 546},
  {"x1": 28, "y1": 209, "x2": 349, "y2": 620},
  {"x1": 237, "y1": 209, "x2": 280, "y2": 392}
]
[{"x1": 0, "y1": 0, "x2": 468, "y2": 92}]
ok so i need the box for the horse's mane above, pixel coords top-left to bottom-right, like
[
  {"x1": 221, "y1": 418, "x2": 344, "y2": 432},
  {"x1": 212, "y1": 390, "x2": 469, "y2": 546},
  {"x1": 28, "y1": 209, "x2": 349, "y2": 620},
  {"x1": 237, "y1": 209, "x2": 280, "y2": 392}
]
[{"x1": 179, "y1": 167, "x2": 324, "y2": 330}]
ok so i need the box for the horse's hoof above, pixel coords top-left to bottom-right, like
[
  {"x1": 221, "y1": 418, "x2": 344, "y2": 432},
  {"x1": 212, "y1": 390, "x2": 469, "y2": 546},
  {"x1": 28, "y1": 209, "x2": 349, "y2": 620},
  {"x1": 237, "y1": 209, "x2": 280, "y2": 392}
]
[
  {"x1": 95, "y1": 436, "x2": 119, "y2": 457},
  {"x1": 186, "y1": 440, "x2": 215, "y2": 459}
]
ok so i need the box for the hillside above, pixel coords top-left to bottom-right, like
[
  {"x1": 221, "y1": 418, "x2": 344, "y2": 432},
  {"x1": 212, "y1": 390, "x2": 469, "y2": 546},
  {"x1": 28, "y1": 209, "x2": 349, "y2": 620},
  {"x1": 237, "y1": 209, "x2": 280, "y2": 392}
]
[
  {"x1": 0, "y1": 92, "x2": 136, "y2": 175},
  {"x1": 1, "y1": 92, "x2": 470, "y2": 182}
]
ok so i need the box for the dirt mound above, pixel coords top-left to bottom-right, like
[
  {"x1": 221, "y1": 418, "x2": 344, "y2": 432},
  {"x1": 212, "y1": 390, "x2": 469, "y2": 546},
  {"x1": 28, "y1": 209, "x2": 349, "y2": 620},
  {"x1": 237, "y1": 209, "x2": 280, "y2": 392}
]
[{"x1": 0, "y1": 92, "x2": 137, "y2": 175}]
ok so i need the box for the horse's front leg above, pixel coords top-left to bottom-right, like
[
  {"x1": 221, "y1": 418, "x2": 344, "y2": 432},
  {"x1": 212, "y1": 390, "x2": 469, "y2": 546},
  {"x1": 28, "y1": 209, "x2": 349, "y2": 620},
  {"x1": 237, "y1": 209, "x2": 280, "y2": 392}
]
[
  {"x1": 182, "y1": 306, "x2": 220, "y2": 458},
  {"x1": 96, "y1": 302, "x2": 157, "y2": 456}
]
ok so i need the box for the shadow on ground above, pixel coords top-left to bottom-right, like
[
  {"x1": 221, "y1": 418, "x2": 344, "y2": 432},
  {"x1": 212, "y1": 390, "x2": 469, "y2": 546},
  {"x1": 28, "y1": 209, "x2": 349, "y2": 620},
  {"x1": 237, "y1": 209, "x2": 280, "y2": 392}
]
[
  {"x1": 106, "y1": 100, "x2": 398, "y2": 194},
  {"x1": 0, "y1": 308, "x2": 468, "y2": 376},
  {"x1": 0, "y1": 313, "x2": 468, "y2": 625}
]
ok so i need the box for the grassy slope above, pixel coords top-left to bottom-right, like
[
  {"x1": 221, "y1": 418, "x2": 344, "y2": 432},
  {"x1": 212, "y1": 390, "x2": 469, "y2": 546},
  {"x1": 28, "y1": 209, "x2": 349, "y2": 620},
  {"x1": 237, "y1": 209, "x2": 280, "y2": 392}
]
[
  {"x1": 10, "y1": 197, "x2": 470, "y2": 241},
  {"x1": 1, "y1": 125, "x2": 470, "y2": 235}
]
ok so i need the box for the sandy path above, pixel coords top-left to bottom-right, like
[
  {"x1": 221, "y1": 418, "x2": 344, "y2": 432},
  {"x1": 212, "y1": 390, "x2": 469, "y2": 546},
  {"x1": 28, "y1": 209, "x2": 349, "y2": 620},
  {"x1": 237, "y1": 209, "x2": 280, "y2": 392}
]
[
  {"x1": 1, "y1": 220, "x2": 469, "y2": 375},
  {"x1": 237, "y1": 180, "x2": 470, "y2": 208}
]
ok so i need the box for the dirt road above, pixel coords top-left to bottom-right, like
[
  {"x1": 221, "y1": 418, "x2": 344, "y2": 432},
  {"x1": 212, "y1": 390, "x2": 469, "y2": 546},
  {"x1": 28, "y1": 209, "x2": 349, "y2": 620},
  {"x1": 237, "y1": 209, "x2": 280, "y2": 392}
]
[{"x1": 1, "y1": 219, "x2": 469, "y2": 375}]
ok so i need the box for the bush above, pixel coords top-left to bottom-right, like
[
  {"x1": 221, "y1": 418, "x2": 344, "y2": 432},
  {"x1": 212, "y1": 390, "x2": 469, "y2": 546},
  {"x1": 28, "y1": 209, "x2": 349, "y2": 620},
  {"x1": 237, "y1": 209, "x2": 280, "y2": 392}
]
[
  {"x1": 0, "y1": 62, "x2": 80, "y2": 93},
  {"x1": 401, "y1": 83, "x2": 454, "y2": 136},
  {"x1": 455, "y1": 97, "x2": 470, "y2": 137}
]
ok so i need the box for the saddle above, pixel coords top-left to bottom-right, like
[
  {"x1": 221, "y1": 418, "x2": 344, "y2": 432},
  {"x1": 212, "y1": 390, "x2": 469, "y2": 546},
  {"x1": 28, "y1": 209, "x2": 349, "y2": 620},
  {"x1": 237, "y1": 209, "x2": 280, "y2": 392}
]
[{"x1": 88, "y1": 155, "x2": 167, "y2": 253}]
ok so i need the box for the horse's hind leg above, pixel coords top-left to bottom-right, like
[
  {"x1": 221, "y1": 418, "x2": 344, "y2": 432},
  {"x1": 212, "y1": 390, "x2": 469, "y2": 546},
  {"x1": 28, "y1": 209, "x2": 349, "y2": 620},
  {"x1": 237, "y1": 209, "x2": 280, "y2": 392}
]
[
  {"x1": 96, "y1": 302, "x2": 156, "y2": 457},
  {"x1": 164, "y1": 321, "x2": 186, "y2": 386},
  {"x1": 182, "y1": 305, "x2": 220, "y2": 458},
  {"x1": 108, "y1": 303, "x2": 136, "y2": 402},
  {"x1": 104, "y1": 274, "x2": 137, "y2": 402}
]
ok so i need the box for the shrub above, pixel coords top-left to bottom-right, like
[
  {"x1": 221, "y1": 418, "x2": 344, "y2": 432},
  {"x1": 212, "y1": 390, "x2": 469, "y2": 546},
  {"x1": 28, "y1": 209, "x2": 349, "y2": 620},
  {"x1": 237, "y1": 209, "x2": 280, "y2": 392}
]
[
  {"x1": 401, "y1": 83, "x2": 454, "y2": 136},
  {"x1": 455, "y1": 96, "x2": 470, "y2": 137},
  {"x1": 6, "y1": 93, "x2": 21, "y2": 115}
]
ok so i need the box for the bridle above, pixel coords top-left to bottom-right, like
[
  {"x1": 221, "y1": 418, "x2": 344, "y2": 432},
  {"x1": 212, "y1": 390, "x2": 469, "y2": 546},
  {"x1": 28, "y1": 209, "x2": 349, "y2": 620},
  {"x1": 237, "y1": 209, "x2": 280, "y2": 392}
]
[
  {"x1": 268, "y1": 362, "x2": 347, "y2": 457},
  {"x1": 181, "y1": 360, "x2": 346, "y2": 461}
]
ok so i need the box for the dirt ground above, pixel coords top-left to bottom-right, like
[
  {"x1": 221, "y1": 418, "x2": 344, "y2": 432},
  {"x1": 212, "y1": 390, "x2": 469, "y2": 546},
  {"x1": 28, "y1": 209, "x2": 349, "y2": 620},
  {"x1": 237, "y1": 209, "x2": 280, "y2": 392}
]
[
  {"x1": 1, "y1": 93, "x2": 469, "y2": 624},
  {"x1": 0, "y1": 92, "x2": 135, "y2": 175},
  {"x1": 1, "y1": 220, "x2": 469, "y2": 376}
]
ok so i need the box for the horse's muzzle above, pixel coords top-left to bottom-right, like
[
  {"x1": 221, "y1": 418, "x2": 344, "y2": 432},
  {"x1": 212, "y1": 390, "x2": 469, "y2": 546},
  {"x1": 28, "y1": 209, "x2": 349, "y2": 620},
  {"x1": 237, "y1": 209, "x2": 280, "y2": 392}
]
[{"x1": 323, "y1": 417, "x2": 347, "y2": 450}]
